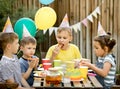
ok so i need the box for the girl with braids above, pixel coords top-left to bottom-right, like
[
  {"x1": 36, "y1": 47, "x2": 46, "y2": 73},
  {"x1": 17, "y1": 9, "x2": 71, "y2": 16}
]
[{"x1": 81, "y1": 33, "x2": 116, "y2": 89}]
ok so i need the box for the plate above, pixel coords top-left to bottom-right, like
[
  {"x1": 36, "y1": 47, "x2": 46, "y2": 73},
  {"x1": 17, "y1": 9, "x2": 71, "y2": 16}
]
[
  {"x1": 37, "y1": 67, "x2": 44, "y2": 71},
  {"x1": 71, "y1": 78, "x2": 84, "y2": 81},
  {"x1": 88, "y1": 69, "x2": 93, "y2": 72},
  {"x1": 88, "y1": 73, "x2": 96, "y2": 76},
  {"x1": 33, "y1": 71, "x2": 46, "y2": 78}
]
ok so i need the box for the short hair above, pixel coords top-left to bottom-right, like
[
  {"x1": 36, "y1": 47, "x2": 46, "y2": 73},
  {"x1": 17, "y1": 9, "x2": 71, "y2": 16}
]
[
  {"x1": 20, "y1": 36, "x2": 36, "y2": 47},
  {"x1": 94, "y1": 33, "x2": 116, "y2": 52},
  {"x1": 0, "y1": 32, "x2": 18, "y2": 50},
  {"x1": 57, "y1": 27, "x2": 72, "y2": 36}
]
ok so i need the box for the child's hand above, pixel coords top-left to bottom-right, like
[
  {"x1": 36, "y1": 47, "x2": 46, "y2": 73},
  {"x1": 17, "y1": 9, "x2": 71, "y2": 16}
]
[
  {"x1": 34, "y1": 57, "x2": 39, "y2": 68},
  {"x1": 52, "y1": 44, "x2": 62, "y2": 57},
  {"x1": 28, "y1": 59, "x2": 36, "y2": 69},
  {"x1": 29, "y1": 57, "x2": 39, "y2": 68},
  {"x1": 79, "y1": 59, "x2": 91, "y2": 67}
]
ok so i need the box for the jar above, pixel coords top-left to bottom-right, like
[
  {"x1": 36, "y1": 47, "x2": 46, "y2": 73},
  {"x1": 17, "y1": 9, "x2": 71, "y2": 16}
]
[{"x1": 45, "y1": 67, "x2": 62, "y2": 85}]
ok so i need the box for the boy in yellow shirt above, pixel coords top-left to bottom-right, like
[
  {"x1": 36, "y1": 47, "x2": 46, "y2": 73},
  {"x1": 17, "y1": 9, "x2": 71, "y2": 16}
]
[{"x1": 46, "y1": 27, "x2": 82, "y2": 62}]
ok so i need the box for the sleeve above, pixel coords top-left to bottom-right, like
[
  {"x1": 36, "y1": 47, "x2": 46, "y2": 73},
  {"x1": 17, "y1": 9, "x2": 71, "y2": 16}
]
[
  {"x1": 1, "y1": 64, "x2": 14, "y2": 80},
  {"x1": 73, "y1": 45, "x2": 82, "y2": 59},
  {"x1": 45, "y1": 46, "x2": 55, "y2": 59},
  {"x1": 104, "y1": 55, "x2": 115, "y2": 67},
  {"x1": 19, "y1": 59, "x2": 27, "y2": 73}
]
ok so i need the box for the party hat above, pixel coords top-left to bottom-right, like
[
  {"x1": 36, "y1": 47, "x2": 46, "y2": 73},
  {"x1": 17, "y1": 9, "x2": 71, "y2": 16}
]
[
  {"x1": 59, "y1": 13, "x2": 70, "y2": 27},
  {"x1": 22, "y1": 24, "x2": 31, "y2": 38},
  {"x1": 2, "y1": 16, "x2": 14, "y2": 32},
  {"x1": 97, "y1": 21, "x2": 107, "y2": 36}
]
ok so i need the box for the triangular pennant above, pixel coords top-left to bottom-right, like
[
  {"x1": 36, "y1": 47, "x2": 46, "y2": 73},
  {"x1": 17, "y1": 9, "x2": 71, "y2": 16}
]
[
  {"x1": 72, "y1": 24, "x2": 78, "y2": 33},
  {"x1": 43, "y1": 29, "x2": 48, "y2": 34},
  {"x1": 95, "y1": 7, "x2": 101, "y2": 15},
  {"x1": 49, "y1": 27, "x2": 54, "y2": 36},
  {"x1": 59, "y1": 13, "x2": 70, "y2": 27},
  {"x1": 87, "y1": 14, "x2": 93, "y2": 23},
  {"x1": 81, "y1": 18, "x2": 88, "y2": 27},
  {"x1": 22, "y1": 24, "x2": 31, "y2": 38},
  {"x1": 53, "y1": 27, "x2": 58, "y2": 36},
  {"x1": 92, "y1": 11, "x2": 98, "y2": 19},
  {"x1": 98, "y1": 21, "x2": 107, "y2": 36},
  {"x1": 77, "y1": 22, "x2": 82, "y2": 31},
  {"x1": 2, "y1": 16, "x2": 14, "y2": 32}
]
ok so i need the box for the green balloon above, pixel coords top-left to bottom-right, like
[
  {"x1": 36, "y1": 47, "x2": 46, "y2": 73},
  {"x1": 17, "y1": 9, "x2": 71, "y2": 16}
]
[{"x1": 14, "y1": 18, "x2": 37, "y2": 40}]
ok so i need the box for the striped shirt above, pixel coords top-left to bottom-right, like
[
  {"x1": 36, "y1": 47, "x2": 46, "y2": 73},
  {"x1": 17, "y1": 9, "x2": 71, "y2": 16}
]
[{"x1": 96, "y1": 54, "x2": 116, "y2": 87}]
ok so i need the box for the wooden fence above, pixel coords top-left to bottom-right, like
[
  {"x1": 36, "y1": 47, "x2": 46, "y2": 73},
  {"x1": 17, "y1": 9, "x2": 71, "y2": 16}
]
[{"x1": 13, "y1": 0, "x2": 120, "y2": 71}]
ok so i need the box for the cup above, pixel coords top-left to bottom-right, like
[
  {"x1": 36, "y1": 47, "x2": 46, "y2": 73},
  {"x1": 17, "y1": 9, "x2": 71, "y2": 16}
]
[
  {"x1": 43, "y1": 63, "x2": 52, "y2": 70},
  {"x1": 42, "y1": 58, "x2": 50, "y2": 64},
  {"x1": 65, "y1": 61, "x2": 75, "y2": 69},
  {"x1": 53, "y1": 60, "x2": 61, "y2": 67},
  {"x1": 79, "y1": 66, "x2": 88, "y2": 79}
]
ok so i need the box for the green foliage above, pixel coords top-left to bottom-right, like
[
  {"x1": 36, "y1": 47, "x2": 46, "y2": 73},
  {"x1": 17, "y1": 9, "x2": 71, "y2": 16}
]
[
  {"x1": 0, "y1": 0, "x2": 38, "y2": 31},
  {"x1": 0, "y1": 0, "x2": 15, "y2": 31},
  {"x1": 0, "y1": 0, "x2": 45, "y2": 60}
]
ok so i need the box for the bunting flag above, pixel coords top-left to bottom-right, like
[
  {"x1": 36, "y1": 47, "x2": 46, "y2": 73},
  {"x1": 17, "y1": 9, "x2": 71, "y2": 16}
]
[
  {"x1": 87, "y1": 14, "x2": 93, "y2": 23},
  {"x1": 52, "y1": 27, "x2": 58, "y2": 36},
  {"x1": 22, "y1": 24, "x2": 31, "y2": 38},
  {"x1": 42, "y1": 0, "x2": 103, "y2": 36},
  {"x1": 81, "y1": 18, "x2": 88, "y2": 27},
  {"x1": 43, "y1": 29, "x2": 48, "y2": 34},
  {"x1": 71, "y1": 22, "x2": 82, "y2": 32},
  {"x1": 97, "y1": 21, "x2": 107, "y2": 36},
  {"x1": 2, "y1": 16, "x2": 14, "y2": 32},
  {"x1": 49, "y1": 27, "x2": 54, "y2": 36},
  {"x1": 59, "y1": 13, "x2": 70, "y2": 27},
  {"x1": 95, "y1": 7, "x2": 101, "y2": 15},
  {"x1": 92, "y1": 11, "x2": 98, "y2": 18}
]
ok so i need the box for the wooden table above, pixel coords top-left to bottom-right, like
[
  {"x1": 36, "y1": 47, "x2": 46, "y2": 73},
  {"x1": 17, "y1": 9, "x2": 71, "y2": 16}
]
[{"x1": 33, "y1": 75, "x2": 103, "y2": 89}]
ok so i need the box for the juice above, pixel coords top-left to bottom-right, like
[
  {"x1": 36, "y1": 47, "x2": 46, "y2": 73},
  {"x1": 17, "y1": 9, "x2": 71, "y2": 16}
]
[
  {"x1": 45, "y1": 68, "x2": 62, "y2": 85},
  {"x1": 46, "y1": 75, "x2": 62, "y2": 85}
]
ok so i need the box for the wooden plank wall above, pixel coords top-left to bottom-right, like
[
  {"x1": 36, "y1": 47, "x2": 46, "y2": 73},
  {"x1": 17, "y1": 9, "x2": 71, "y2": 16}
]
[{"x1": 13, "y1": 0, "x2": 120, "y2": 71}]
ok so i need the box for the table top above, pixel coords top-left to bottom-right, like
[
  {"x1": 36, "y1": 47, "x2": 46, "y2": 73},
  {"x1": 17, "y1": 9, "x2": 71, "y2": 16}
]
[{"x1": 33, "y1": 75, "x2": 103, "y2": 89}]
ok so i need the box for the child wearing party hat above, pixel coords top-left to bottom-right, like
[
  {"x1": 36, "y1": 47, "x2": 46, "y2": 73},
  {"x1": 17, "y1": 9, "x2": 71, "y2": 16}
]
[
  {"x1": 80, "y1": 22, "x2": 116, "y2": 89},
  {"x1": 46, "y1": 14, "x2": 82, "y2": 63},
  {"x1": 19, "y1": 25, "x2": 39, "y2": 86}
]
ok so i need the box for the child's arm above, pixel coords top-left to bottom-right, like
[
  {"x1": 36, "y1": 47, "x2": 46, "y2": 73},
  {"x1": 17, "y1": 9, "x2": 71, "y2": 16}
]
[
  {"x1": 50, "y1": 44, "x2": 62, "y2": 62},
  {"x1": 22, "y1": 60, "x2": 36, "y2": 80},
  {"x1": 90, "y1": 62, "x2": 111, "y2": 77},
  {"x1": 19, "y1": 77, "x2": 35, "y2": 89},
  {"x1": 80, "y1": 61, "x2": 111, "y2": 77},
  {"x1": 21, "y1": 77, "x2": 30, "y2": 88},
  {"x1": 5, "y1": 78, "x2": 33, "y2": 89}
]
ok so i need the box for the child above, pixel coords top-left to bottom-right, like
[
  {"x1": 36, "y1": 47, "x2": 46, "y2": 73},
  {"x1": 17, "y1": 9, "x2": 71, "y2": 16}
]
[
  {"x1": 81, "y1": 33, "x2": 116, "y2": 89},
  {"x1": 19, "y1": 36, "x2": 39, "y2": 86},
  {"x1": 0, "y1": 32, "x2": 34, "y2": 89},
  {"x1": 46, "y1": 27, "x2": 82, "y2": 63}
]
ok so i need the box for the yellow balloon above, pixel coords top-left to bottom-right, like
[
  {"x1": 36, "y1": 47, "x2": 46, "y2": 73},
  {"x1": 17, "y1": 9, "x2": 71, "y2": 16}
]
[{"x1": 35, "y1": 7, "x2": 57, "y2": 30}]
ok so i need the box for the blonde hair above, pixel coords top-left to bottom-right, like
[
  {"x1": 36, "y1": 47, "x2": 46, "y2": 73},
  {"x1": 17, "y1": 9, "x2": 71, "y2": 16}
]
[{"x1": 57, "y1": 27, "x2": 72, "y2": 36}]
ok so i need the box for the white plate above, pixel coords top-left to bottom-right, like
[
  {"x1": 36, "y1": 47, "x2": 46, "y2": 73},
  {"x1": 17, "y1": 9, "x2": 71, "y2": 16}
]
[
  {"x1": 37, "y1": 67, "x2": 44, "y2": 71},
  {"x1": 88, "y1": 69, "x2": 93, "y2": 72}
]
